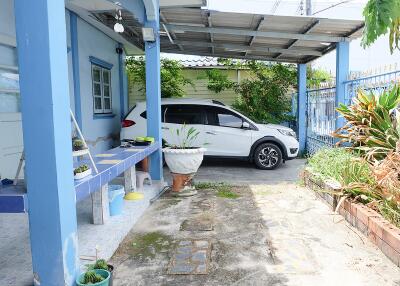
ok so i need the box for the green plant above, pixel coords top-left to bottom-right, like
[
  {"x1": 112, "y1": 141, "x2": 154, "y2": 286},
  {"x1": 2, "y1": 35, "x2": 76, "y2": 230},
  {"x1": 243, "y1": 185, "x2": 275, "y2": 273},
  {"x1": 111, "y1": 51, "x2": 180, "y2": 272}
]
[
  {"x1": 73, "y1": 139, "x2": 85, "y2": 150},
  {"x1": 203, "y1": 60, "x2": 297, "y2": 124},
  {"x1": 307, "y1": 67, "x2": 332, "y2": 88},
  {"x1": 307, "y1": 148, "x2": 379, "y2": 197},
  {"x1": 308, "y1": 147, "x2": 400, "y2": 227},
  {"x1": 93, "y1": 259, "x2": 108, "y2": 270},
  {"x1": 334, "y1": 85, "x2": 400, "y2": 161},
  {"x1": 168, "y1": 124, "x2": 201, "y2": 149},
  {"x1": 74, "y1": 164, "x2": 89, "y2": 175},
  {"x1": 362, "y1": 0, "x2": 400, "y2": 53},
  {"x1": 126, "y1": 56, "x2": 193, "y2": 98},
  {"x1": 81, "y1": 270, "x2": 104, "y2": 284}
]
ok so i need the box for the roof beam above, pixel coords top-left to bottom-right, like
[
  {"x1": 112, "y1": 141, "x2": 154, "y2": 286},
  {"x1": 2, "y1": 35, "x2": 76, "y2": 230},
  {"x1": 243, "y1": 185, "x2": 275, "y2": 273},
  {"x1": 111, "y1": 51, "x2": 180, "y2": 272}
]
[
  {"x1": 164, "y1": 23, "x2": 348, "y2": 42},
  {"x1": 160, "y1": 11, "x2": 184, "y2": 51},
  {"x1": 172, "y1": 40, "x2": 323, "y2": 56},
  {"x1": 275, "y1": 19, "x2": 320, "y2": 59},
  {"x1": 245, "y1": 16, "x2": 265, "y2": 57},
  {"x1": 161, "y1": 50, "x2": 301, "y2": 63},
  {"x1": 207, "y1": 12, "x2": 215, "y2": 54}
]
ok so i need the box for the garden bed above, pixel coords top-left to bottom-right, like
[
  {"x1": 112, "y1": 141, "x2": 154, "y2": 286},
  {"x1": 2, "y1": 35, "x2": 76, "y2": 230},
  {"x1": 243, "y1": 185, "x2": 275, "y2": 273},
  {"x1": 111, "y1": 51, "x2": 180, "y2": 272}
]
[{"x1": 303, "y1": 169, "x2": 400, "y2": 267}]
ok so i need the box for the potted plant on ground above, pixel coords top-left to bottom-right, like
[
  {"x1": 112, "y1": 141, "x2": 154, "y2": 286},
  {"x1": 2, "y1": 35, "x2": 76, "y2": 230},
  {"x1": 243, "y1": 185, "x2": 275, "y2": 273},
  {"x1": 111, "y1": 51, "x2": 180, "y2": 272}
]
[
  {"x1": 76, "y1": 269, "x2": 110, "y2": 286},
  {"x1": 89, "y1": 259, "x2": 115, "y2": 286},
  {"x1": 74, "y1": 164, "x2": 92, "y2": 180},
  {"x1": 163, "y1": 125, "x2": 206, "y2": 196}
]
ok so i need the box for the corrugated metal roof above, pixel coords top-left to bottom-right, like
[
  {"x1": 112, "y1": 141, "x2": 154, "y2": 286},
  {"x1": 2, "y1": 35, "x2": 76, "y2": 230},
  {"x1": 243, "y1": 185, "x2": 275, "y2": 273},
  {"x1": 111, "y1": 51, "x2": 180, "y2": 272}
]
[
  {"x1": 92, "y1": 7, "x2": 364, "y2": 64},
  {"x1": 177, "y1": 57, "x2": 245, "y2": 68}
]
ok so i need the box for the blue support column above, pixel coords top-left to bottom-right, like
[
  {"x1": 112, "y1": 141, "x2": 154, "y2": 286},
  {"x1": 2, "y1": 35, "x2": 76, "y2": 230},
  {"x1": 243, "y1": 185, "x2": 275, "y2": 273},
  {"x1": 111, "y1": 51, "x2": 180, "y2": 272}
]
[
  {"x1": 14, "y1": 1, "x2": 79, "y2": 285},
  {"x1": 70, "y1": 11, "x2": 82, "y2": 128},
  {"x1": 297, "y1": 64, "x2": 307, "y2": 154},
  {"x1": 335, "y1": 41, "x2": 350, "y2": 130},
  {"x1": 145, "y1": 1, "x2": 162, "y2": 180}
]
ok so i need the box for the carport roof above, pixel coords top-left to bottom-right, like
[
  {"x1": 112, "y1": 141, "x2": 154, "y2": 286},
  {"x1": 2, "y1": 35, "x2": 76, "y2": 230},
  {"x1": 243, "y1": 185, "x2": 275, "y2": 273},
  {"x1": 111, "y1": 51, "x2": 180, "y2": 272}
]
[{"x1": 92, "y1": 7, "x2": 364, "y2": 64}]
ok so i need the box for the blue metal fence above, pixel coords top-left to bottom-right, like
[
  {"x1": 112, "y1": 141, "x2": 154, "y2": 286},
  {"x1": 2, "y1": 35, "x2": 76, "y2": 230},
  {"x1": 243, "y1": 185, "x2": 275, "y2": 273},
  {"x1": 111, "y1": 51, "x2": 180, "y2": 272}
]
[{"x1": 299, "y1": 69, "x2": 400, "y2": 154}]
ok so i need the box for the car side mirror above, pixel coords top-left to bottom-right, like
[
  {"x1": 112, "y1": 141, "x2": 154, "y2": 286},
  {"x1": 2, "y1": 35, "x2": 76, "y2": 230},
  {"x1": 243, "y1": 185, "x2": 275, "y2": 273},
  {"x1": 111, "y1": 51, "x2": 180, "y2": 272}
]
[{"x1": 242, "y1": 122, "x2": 251, "y2": 129}]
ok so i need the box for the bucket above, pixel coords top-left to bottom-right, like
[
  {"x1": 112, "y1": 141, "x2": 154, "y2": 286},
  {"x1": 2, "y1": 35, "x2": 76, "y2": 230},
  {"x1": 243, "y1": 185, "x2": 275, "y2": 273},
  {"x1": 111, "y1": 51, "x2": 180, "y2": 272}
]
[
  {"x1": 108, "y1": 185, "x2": 125, "y2": 216},
  {"x1": 76, "y1": 269, "x2": 110, "y2": 286}
]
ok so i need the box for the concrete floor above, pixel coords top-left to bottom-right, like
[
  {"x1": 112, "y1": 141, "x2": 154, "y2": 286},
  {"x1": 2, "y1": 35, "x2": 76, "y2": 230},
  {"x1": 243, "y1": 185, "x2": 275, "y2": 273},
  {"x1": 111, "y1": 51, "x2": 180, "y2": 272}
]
[
  {"x1": 109, "y1": 159, "x2": 400, "y2": 286},
  {"x1": 0, "y1": 180, "x2": 161, "y2": 286},
  {"x1": 164, "y1": 158, "x2": 306, "y2": 185},
  {"x1": 1, "y1": 159, "x2": 400, "y2": 285}
]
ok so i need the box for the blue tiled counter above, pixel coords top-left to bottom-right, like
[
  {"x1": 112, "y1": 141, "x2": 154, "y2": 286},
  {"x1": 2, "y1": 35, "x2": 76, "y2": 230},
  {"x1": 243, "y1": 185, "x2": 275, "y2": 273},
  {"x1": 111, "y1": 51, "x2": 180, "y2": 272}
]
[{"x1": 0, "y1": 142, "x2": 160, "y2": 213}]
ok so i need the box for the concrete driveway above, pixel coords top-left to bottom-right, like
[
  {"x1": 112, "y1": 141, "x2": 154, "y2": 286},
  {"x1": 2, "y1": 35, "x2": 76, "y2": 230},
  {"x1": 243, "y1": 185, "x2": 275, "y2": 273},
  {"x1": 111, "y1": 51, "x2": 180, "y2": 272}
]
[
  {"x1": 164, "y1": 158, "x2": 306, "y2": 185},
  {"x1": 111, "y1": 159, "x2": 400, "y2": 286}
]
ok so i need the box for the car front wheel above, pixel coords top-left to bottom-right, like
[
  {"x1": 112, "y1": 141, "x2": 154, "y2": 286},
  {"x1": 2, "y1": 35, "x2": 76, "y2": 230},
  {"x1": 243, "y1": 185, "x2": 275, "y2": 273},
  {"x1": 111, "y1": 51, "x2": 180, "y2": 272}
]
[{"x1": 253, "y1": 143, "x2": 283, "y2": 170}]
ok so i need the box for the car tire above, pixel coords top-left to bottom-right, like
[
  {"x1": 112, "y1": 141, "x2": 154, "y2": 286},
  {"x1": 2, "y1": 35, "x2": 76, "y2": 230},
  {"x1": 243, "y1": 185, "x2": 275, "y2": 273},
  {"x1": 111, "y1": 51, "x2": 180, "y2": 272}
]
[{"x1": 253, "y1": 143, "x2": 283, "y2": 170}]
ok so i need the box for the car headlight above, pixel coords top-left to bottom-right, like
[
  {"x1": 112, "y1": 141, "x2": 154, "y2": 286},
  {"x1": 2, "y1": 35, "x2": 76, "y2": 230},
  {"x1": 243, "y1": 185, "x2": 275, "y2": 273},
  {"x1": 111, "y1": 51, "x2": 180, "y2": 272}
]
[{"x1": 277, "y1": 129, "x2": 297, "y2": 138}]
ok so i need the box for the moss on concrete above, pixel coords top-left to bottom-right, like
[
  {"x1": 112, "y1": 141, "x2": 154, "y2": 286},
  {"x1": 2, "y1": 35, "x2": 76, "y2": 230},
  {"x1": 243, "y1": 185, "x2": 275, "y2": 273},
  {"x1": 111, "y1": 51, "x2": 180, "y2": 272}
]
[
  {"x1": 130, "y1": 231, "x2": 174, "y2": 260},
  {"x1": 195, "y1": 182, "x2": 240, "y2": 199}
]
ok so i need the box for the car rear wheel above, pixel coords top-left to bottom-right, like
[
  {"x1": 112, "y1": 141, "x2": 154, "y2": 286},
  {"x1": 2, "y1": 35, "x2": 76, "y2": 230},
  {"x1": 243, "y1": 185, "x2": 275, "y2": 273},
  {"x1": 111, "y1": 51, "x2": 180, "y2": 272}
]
[{"x1": 254, "y1": 143, "x2": 282, "y2": 170}]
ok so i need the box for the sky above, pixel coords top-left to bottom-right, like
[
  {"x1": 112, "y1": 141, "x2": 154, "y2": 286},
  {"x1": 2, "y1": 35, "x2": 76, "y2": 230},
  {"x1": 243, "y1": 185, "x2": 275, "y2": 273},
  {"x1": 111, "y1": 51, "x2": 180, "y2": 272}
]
[{"x1": 164, "y1": 0, "x2": 400, "y2": 73}]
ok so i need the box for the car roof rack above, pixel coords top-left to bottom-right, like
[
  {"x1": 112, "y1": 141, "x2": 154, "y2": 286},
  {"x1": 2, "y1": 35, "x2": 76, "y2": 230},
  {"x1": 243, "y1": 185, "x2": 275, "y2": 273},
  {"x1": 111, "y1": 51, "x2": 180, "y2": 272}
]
[{"x1": 212, "y1": 100, "x2": 225, "y2": 106}]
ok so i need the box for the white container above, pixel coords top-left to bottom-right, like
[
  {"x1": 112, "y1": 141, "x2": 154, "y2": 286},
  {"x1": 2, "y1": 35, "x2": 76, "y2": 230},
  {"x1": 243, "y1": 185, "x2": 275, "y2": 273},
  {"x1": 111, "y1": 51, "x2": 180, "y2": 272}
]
[
  {"x1": 74, "y1": 168, "x2": 92, "y2": 180},
  {"x1": 163, "y1": 147, "x2": 206, "y2": 174}
]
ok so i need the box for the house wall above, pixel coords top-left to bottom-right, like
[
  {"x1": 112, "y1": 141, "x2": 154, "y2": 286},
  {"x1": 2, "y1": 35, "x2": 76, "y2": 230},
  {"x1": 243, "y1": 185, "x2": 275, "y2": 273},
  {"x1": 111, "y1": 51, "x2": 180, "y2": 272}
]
[
  {"x1": 0, "y1": 0, "x2": 126, "y2": 179},
  {"x1": 128, "y1": 67, "x2": 251, "y2": 107},
  {"x1": 75, "y1": 15, "x2": 122, "y2": 153}
]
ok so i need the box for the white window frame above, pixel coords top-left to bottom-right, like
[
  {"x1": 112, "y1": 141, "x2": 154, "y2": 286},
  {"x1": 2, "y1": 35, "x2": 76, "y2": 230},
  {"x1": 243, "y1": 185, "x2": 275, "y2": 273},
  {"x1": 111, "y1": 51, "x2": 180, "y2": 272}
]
[{"x1": 91, "y1": 64, "x2": 112, "y2": 114}]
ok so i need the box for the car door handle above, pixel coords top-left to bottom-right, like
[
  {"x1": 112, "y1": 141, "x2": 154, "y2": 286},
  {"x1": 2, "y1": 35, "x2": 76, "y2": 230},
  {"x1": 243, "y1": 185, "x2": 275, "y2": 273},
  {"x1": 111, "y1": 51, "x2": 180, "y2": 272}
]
[
  {"x1": 162, "y1": 127, "x2": 169, "y2": 130},
  {"x1": 206, "y1": 131, "x2": 217, "y2": 135}
]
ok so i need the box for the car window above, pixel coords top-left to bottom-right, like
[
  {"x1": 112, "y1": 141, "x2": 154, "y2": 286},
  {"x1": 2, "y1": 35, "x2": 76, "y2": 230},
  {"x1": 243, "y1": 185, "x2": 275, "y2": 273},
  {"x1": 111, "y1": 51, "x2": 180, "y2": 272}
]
[
  {"x1": 206, "y1": 106, "x2": 244, "y2": 128},
  {"x1": 140, "y1": 105, "x2": 167, "y2": 122},
  {"x1": 164, "y1": 104, "x2": 205, "y2": 125}
]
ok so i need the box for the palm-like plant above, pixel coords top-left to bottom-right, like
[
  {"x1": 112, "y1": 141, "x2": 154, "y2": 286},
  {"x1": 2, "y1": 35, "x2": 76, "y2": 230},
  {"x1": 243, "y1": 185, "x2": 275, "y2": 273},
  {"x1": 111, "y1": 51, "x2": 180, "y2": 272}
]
[{"x1": 333, "y1": 85, "x2": 400, "y2": 161}]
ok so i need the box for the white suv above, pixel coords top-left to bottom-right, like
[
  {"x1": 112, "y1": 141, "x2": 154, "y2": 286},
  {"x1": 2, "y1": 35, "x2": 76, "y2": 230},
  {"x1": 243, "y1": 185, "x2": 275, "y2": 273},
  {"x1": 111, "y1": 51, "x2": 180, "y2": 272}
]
[{"x1": 121, "y1": 99, "x2": 299, "y2": 169}]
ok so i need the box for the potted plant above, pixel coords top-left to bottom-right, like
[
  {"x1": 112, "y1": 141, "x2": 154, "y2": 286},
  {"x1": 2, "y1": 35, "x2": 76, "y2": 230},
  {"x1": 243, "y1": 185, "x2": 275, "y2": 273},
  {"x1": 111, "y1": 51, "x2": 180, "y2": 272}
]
[
  {"x1": 74, "y1": 164, "x2": 92, "y2": 180},
  {"x1": 76, "y1": 269, "x2": 110, "y2": 286},
  {"x1": 163, "y1": 125, "x2": 206, "y2": 196},
  {"x1": 89, "y1": 259, "x2": 115, "y2": 286},
  {"x1": 72, "y1": 138, "x2": 86, "y2": 151}
]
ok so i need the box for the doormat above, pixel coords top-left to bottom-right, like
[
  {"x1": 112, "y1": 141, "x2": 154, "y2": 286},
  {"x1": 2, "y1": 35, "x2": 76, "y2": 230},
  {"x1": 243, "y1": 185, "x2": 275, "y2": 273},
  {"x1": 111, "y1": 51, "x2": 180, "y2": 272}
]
[{"x1": 167, "y1": 240, "x2": 211, "y2": 275}]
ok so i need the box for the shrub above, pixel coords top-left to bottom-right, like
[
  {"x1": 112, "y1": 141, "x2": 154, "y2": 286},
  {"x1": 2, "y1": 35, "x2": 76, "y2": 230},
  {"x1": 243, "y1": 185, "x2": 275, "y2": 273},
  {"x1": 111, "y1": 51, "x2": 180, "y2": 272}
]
[
  {"x1": 308, "y1": 148, "x2": 374, "y2": 188},
  {"x1": 203, "y1": 60, "x2": 297, "y2": 124},
  {"x1": 334, "y1": 85, "x2": 400, "y2": 162}
]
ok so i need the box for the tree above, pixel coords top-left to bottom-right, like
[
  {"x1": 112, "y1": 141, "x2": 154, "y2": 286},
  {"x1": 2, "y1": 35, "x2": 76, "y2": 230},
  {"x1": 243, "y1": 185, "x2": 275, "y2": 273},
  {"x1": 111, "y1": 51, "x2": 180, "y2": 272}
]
[
  {"x1": 362, "y1": 0, "x2": 400, "y2": 53},
  {"x1": 307, "y1": 67, "x2": 332, "y2": 88},
  {"x1": 126, "y1": 57, "x2": 193, "y2": 98},
  {"x1": 203, "y1": 60, "x2": 297, "y2": 124}
]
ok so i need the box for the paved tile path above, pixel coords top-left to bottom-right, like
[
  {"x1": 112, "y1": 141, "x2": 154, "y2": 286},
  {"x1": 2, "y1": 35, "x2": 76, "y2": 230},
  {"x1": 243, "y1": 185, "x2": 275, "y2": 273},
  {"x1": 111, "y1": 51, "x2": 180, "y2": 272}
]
[
  {"x1": 110, "y1": 183, "x2": 400, "y2": 286},
  {"x1": 167, "y1": 240, "x2": 211, "y2": 275}
]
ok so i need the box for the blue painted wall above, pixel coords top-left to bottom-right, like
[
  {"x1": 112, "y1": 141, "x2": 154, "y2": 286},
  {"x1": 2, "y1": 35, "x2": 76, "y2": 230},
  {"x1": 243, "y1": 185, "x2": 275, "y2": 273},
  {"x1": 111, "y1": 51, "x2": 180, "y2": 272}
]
[
  {"x1": 0, "y1": 2, "x2": 129, "y2": 180},
  {"x1": 75, "y1": 15, "x2": 123, "y2": 153}
]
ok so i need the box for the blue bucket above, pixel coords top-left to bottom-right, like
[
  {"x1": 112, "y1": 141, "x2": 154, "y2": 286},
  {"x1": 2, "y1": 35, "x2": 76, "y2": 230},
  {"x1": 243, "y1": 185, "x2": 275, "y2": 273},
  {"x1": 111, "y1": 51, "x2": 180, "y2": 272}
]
[{"x1": 108, "y1": 185, "x2": 125, "y2": 216}]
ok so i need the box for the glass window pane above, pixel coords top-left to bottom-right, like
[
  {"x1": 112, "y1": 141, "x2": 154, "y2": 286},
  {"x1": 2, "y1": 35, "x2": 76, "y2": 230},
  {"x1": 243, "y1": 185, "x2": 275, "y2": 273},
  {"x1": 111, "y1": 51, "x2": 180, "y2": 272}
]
[
  {"x1": 93, "y1": 83, "x2": 101, "y2": 95},
  {"x1": 104, "y1": 98, "x2": 111, "y2": 110},
  {"x1": 92, "y1": 67, "x2": 101, "y2": 82},
  {"x1": 103, "y1": 70, "x2": 110, "y2": 84},
  {"x1": 215, "y1": 108, "x2": 243, "y2": 128},
  {"x1": 103, "y1": 85, "x2": 110, "y2": 97},
  {"x1": 165, "y1": 105, "x2": 204, "y2": 124},
  {"x1": 94, "y1": 97, "x2": 102, "y2": 110}
]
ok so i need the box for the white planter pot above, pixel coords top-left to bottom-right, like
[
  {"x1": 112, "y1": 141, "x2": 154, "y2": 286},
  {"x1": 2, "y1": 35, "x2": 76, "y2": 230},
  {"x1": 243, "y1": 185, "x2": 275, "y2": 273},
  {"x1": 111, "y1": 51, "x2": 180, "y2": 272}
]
[
  {"x1": 74, "y1": 168, "x2": 92, "y2": 180},
  {"x1": 163, "y1": 147, "x2": 206, "y2": 174}
]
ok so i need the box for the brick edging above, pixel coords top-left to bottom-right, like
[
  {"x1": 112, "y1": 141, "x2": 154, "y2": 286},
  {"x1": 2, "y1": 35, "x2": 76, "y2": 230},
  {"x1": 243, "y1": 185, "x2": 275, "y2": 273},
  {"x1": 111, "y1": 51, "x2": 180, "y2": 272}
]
[{"x1": 303, "y1": 169, "x2": 400, "y2": 267}]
